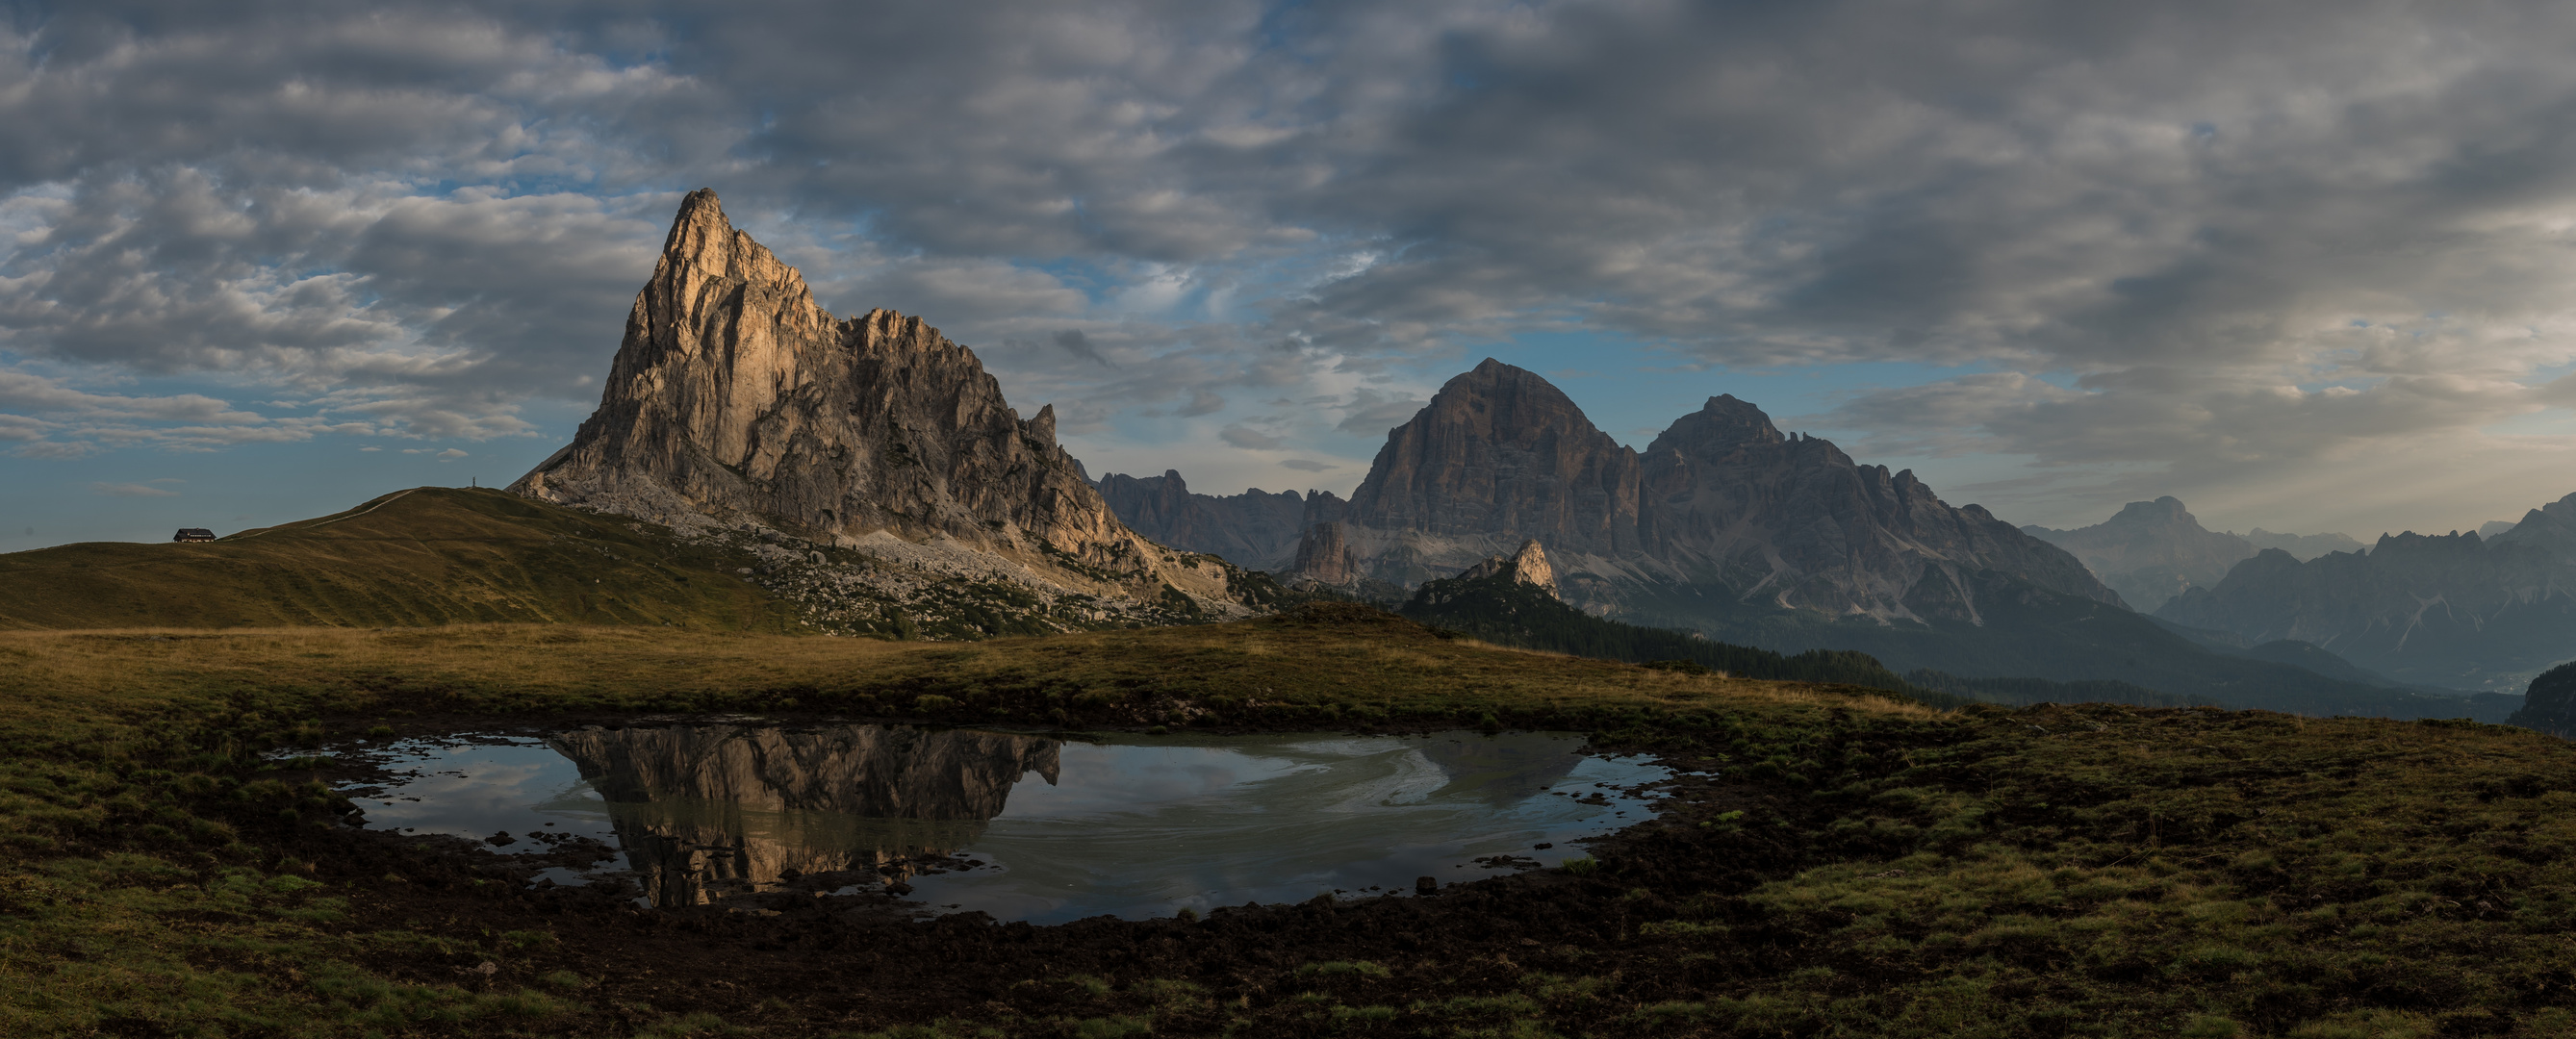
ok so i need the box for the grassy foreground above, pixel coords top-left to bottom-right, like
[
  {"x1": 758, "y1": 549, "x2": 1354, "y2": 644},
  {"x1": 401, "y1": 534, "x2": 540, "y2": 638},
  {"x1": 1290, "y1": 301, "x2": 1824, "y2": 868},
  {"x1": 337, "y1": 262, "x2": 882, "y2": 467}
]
[{"x1": 1, "y1": 611, "x2": 2574, "y2": 1037}]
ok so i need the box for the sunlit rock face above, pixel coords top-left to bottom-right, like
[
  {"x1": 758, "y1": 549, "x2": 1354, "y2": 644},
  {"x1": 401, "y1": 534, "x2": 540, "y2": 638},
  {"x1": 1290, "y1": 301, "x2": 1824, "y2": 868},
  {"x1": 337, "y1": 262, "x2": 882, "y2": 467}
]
[
  {"x1": 1455, "y1": 540, "x2": 1559, "y2": 599},
  {"x1": 548, "y1": 724, "x2": 1058, "y2": 906},
  {"x1": 511, "y1": 190, "x2": 1252, "y2": 617}
]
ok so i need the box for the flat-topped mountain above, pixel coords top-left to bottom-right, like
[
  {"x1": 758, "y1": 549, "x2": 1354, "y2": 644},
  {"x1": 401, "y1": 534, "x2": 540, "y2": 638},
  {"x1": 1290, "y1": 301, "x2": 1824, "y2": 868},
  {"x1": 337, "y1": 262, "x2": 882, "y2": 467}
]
[
  {"x1": 1287, "y1": 359, "x2": 2117, "y2": 621},
  {"x1": 512, "y1": 190, "x2": 1265, "y2": 630},
  {"x1": 2021, "y1": 497, "x2": 2257, "y2": 611}
]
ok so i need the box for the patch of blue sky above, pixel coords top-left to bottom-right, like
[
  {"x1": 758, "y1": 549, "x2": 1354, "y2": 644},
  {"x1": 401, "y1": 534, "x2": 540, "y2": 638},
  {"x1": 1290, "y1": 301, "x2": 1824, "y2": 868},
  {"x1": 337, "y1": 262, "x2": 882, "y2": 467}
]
[
  {"x1": 0, "y1": 436, "x2": 514, "y2": 553},
  {"x1": 2522, "y1": 358, "x2": 2576, "y2": 385},
  {"x1": 0, "y1": 360, "x2": 586, "y2": 551},
  {"x1": 1443, "y1": 330, "x2": 2005, "y2": 448}
]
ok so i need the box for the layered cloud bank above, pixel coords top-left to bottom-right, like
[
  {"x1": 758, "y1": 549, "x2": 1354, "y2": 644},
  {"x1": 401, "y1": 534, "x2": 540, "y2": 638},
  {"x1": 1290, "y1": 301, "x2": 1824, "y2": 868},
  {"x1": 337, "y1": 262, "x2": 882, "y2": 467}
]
[{"x1": 7, "y1": 0, "x2": 2576, "y2": 539}]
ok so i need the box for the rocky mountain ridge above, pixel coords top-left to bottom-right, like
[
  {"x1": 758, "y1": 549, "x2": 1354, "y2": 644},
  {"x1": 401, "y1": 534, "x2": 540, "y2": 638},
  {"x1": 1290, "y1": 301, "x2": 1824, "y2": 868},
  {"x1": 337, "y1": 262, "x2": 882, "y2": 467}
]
[
  {"x1": 2021, "y1": 497, "x2": 2371, "y2": 611},
  {"x1": 2245, "y1": 528, "x2": 2368, "y2": 560},
  {"x1": 2157, "y1": 492, "x2": 2576, "y2": 691},
  {"x1": 510, "y1": 190, "x2": 1267, "y2": 634},
  {"x1": 1093, "y1": 470, "x2": 1339, "y2": 571},
  {"x1": 1282, "y1": 359, "x2": 2117, "y2": 624}
]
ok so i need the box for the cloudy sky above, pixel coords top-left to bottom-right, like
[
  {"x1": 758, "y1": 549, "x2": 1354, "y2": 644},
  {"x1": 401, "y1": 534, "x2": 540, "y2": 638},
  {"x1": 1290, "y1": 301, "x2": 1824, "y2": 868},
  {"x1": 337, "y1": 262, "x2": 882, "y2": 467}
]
[{"x1": 6, "y1": 0, "x2": 2576, "y2": 551}]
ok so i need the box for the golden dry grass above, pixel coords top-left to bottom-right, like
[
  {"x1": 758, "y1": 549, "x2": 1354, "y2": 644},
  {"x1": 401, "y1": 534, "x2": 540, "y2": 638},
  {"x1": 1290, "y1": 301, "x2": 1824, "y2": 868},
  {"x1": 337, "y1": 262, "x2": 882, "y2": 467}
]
[{"x1": 0, "y1": 609, "x2": 1930, "y2": 738}]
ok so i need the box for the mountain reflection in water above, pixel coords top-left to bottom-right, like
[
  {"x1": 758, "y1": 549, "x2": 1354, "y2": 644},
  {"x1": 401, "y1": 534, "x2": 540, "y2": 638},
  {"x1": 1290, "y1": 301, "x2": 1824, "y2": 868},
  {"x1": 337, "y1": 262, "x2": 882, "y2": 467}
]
[
  {"x1": 547, "y1": 724, "x2": 1059, "y2": 906},
  {"x1": 1408, "y1": 734, "x2": 1583, "y2": 805}
]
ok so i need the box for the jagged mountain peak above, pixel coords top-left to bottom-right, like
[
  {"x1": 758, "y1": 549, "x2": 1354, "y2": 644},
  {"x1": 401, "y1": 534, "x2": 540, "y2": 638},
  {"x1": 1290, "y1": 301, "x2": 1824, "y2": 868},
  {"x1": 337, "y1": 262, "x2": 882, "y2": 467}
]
[
  {"x1": 666, "y1": 189, "x2": 752, "y2": 263},
  {"x1": 513, "y1": 190, "x2": 1262, "y2": 631}
]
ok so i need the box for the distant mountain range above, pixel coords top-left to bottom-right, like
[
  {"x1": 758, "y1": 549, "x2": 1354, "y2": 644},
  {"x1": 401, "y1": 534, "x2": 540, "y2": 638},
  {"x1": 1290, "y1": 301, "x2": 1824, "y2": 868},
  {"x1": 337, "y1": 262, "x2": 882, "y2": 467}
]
[
  {"x1": 1397, "y1": 539, "x2": 2510, "y2": 722},
  {"x1": 1096, "y1": 360, "x2": 2512, "y2": 719},
  {"x1": 2020, "y1": 497, "x2": 2360, "y2": 612},
  {"x1": 1092, "y1": 470, "x2": 1332, "y2": 572},
  {"x1": 1283, "y1": 358, "x2": 2118, "y2": 621},
  {"x1": 2157, "y1": 493, "x2": 2576, "y2": 692},
  {"x1": 2014, "y1": 491, "x2": 2576, "y2": 693}
]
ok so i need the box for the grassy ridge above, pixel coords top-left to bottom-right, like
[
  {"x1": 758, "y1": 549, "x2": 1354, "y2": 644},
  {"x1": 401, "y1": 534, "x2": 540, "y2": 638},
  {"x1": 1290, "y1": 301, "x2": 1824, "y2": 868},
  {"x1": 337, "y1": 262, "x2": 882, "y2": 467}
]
[{"x1": 0, "y1": 487, "x2": 793, "y2": 632}]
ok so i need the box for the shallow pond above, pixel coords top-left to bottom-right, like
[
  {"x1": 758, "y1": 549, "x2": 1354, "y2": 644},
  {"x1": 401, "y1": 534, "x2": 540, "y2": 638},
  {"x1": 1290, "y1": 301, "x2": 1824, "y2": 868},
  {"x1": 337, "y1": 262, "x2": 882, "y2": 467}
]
[{"x1": 340, "y1": 724, "x2": 1671, "y2": 925}]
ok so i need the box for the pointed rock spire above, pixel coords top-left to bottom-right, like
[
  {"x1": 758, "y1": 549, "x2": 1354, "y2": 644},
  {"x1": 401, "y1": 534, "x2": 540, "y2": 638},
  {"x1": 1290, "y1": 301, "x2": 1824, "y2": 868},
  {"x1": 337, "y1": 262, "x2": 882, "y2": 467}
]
[{"x1": 1457, "y1": 540, "x2": 1559, "y2": 598}]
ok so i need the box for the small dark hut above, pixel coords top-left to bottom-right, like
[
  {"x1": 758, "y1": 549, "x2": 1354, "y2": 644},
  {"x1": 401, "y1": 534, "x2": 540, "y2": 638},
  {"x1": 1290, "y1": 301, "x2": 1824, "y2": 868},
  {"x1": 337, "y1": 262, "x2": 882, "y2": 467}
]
[{"x1": 172, "y1": 528, "x2": 217, "y2": 543}]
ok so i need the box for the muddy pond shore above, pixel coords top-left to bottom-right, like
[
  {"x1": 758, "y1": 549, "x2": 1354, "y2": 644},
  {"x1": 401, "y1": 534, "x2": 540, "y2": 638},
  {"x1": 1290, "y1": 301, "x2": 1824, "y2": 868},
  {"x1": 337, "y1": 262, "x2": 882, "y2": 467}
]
[{"x1": 264, "y1": 712, "x2": 1778, "y2": 1036}]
